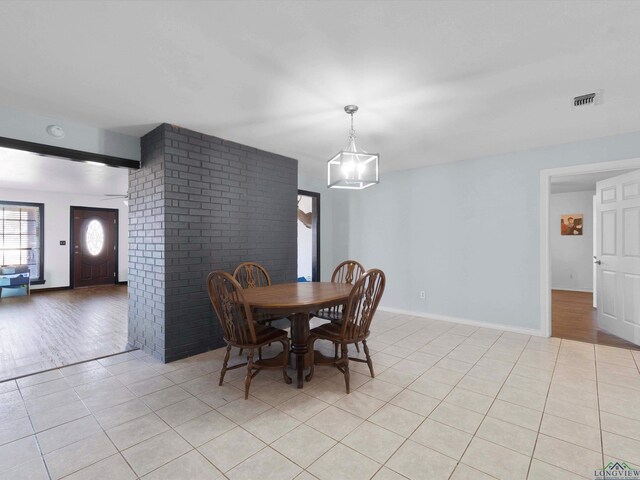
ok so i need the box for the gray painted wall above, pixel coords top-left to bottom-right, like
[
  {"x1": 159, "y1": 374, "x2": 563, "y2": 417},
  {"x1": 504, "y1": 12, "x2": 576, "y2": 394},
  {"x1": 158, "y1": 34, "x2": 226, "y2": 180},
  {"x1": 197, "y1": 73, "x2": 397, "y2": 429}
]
[
  {"x1": 129, "y1": 124, "x2": 297, "y2": 362},
  {"x1": 128, "y1": 126, "x2": 166, "y2": 358},
  {"x1": 340, "y1": 130, "x2": 640, "y2": 333}
]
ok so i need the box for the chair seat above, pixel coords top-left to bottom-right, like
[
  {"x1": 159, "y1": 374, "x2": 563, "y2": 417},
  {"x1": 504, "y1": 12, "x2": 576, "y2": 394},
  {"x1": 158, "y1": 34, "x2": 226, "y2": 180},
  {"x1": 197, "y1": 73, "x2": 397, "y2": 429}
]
[
  {"x1": 251, "y1": 323, "x2": 288, "y2": 345},
  {"x1": 310, "y1": 322, "x2": 368, "y2": 343},
  {"x1": 310, "y1": 321, "x2": 342, "y2": 339},
  {"x1": 314, "y1": 308, "x2": 343, "y2": 323}
]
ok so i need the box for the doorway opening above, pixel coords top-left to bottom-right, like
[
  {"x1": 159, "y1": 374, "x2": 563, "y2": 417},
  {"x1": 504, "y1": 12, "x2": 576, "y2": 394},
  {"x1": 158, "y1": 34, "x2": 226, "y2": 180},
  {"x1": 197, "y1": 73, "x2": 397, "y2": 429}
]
[
  {"x1": 70, "y1": 207, "x2": 119, "y2": 288},
  {"x1": 297, "y1": 190, "x2": 320, "y2": 282},
  {"x1": 541, "y1": 158, "x2": 640, "y2": 349},
  {"x1": 0, "y1": 140, "x2": 136, "y2": 380}
]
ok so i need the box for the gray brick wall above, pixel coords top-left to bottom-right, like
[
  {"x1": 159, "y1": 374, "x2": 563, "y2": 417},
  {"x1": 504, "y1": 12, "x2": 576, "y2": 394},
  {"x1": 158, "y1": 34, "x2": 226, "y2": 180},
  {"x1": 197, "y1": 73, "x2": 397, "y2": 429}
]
[
  {"x1": 129, "y1": 124, "x2": 298, "y2": 362},
  {"x1": 128, "y1": 126, "x2": 166, "y2": 360}
]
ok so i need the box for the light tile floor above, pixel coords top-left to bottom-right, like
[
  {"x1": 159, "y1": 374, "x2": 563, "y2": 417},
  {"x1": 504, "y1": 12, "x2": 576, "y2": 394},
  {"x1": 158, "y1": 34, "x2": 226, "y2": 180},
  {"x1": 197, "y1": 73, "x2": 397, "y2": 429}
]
[{"x1": 1, "y1": 312, "x2": 640, "y2": 479}]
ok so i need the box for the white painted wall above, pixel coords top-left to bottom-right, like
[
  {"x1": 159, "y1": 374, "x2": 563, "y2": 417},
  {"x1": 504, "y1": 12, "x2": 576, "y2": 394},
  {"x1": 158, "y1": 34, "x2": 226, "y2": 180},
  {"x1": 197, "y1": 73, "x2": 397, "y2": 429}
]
[
  {"x1": 0, "y1": 187, "x2": 128, "y2": 289},
  {"x1": 550, "y1": 191, "x2": 594, "y2": 292},
  {"x1": 0, "y1": 107, "x2": 140, "y2": 161},
  {"x1": 339, "y1": 130, "x2": 640, "y2": 333}
]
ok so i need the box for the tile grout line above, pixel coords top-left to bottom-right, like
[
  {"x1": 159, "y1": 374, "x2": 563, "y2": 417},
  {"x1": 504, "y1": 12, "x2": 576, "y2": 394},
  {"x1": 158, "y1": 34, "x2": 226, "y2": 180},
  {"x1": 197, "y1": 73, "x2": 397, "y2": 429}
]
[
  {"x1": 113, "y1": 390, "x2": 233, "y2": 479},
  {"x1": 5, "y1": 329, "x2": 509, "y2": 479},
  {"x1": 632, "y1": 349, "x2": 640, "y2": 375},
  {"x1": 61, "y1": 370, "x2": 159, "y2": 480},
  {"x1": 93, "y1": 357, "x2": 242, "y2": 479},
  {"x1": 526, "y1": 340, "x2": 617, "y2": 479},
  {"x1": 227, "y1": 317, "x2": 424, "y2": 480},
  {"x1": 3, "y1": 316, "x2": 637, "y2": 480},
  {"x1": 6, "y1": 352, "x2": 259, "y2": 479},
  {"x1": 344, "y1": 324, "x2": 466, "y2": 479},
  {"x1": 363, "y1": 325, "x2": 506, "y2": 479},
  {"x1": 296, "y1": 320, "x2": 466, "y2": 479},
  {"x1": 447, "y1": 333, "x2": 536, "y2": 480},
  {"x1": 16, "y1": 377, "x2": 54, "y2": 480},
  {"x1": 291, "y1": 323, "x2": 462, "y2": 479},
  {"x1": 385, "y1": 330, "x2": 550, "y2": 477},
  {"x1": 595, "y1": 346, "x2": 607, "y2": 477},
  {"x1": 17, "y1": 357, "x2": 189, "y2": 479},
  {"x1": 522, "y1": 336, "x2": 561, "y2": 480},
  {"x1": 354, "y1": 322, "x2": 471, "y2": 479}
]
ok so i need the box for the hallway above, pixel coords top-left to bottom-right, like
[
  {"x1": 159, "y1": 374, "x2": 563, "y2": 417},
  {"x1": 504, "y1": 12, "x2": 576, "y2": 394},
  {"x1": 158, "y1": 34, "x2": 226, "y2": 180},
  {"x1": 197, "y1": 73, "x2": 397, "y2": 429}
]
[{"x1": 552, "y1": 289, "x2": 638, "y2": 350}]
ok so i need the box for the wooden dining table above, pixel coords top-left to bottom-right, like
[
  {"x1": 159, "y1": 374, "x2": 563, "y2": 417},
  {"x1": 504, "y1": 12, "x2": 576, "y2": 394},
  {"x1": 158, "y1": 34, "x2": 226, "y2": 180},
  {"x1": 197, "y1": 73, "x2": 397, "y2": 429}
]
[{"x1": 241, "y1": 282, "x2": 353, "y2": 388}]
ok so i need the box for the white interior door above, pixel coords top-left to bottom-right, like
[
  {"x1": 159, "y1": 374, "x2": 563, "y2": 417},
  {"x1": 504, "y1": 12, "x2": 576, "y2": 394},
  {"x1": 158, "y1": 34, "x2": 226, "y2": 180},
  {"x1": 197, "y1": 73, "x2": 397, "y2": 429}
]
[
  {"x1": 595, "y1": 169, "x2": 640, "y2": 345},
  {"x1": 593, "y1": 194, "x2": 597, "y2": 308}
]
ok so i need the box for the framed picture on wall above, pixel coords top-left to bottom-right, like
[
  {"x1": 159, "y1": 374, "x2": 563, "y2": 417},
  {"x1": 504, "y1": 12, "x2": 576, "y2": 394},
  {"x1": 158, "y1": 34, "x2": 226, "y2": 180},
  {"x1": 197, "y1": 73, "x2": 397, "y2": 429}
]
[{"x1": 561, "y1": 213, "x2": 583, "y2": 236}]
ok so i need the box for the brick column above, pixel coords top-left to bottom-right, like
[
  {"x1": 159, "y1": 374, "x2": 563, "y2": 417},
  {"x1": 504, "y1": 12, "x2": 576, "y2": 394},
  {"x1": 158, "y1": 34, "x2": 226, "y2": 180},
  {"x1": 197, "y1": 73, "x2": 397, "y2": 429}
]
[{"x1": 129, "y1": 124, "x2": 298, "y2": 362}]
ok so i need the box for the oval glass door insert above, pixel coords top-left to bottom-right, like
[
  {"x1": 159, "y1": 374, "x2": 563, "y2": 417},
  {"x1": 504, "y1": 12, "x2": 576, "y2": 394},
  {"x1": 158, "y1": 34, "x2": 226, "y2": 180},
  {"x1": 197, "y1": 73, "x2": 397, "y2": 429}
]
[{"x1": 86, "y1": 220, "x2": 104, "y2": 255}]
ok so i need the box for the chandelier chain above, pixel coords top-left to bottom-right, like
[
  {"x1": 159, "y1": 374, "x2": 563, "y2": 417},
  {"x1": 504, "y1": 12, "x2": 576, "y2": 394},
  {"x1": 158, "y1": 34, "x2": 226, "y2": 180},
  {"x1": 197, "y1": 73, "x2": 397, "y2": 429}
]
[{"x1": 349, "y1": 112, "x2": 356, "y2": 138}]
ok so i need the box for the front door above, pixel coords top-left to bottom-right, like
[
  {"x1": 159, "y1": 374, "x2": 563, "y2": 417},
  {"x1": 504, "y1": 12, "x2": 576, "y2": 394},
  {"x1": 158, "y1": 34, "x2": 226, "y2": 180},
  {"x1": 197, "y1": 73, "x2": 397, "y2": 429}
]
[
  {"x1": 72, "y1": 208, "x2": 117, "y2": 287},
  {"x1": 595, "y1": 170, "x2": 640, "y2": 345}
]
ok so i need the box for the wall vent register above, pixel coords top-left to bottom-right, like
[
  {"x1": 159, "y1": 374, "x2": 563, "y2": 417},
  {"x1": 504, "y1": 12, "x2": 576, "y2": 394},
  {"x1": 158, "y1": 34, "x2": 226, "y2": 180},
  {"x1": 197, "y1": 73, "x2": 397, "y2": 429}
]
[{"x1": 572, "y1": 90, "x2": 603, "y2": 108}]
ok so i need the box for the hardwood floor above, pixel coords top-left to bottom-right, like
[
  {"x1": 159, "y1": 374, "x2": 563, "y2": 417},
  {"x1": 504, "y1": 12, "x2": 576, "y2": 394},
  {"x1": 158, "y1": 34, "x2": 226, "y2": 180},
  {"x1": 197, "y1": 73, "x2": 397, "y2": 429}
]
[
  {"x1": 552, "y1": 289, "x2": 639, "y2": 350},
  {"x1": 0, "y1": 285, "x2": 131, "y2": 381}
]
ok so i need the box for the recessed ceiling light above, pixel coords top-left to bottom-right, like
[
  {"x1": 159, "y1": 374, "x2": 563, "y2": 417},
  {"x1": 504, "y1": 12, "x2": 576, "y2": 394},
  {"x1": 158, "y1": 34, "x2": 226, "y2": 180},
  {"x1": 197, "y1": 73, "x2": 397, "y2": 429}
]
[
  {"x1": 46, "y1": 124, "x2": 65, "y2": 138},
  {"x1": 85, "y1": 161, "x2": 106, "y2": 167}
]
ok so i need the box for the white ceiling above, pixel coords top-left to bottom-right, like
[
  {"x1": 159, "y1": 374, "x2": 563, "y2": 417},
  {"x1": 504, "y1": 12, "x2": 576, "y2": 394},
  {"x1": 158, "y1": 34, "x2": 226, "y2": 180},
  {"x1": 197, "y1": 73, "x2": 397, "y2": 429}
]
[
  {"x1": 550, "y1": 169, "x2": 639, "y2": 194},
  {"x1": 0, "y1": 147, "x2": 129, "y2": 196},
  {"x1": 1, "y1": 1, "x2": 640, "y2": 177}
]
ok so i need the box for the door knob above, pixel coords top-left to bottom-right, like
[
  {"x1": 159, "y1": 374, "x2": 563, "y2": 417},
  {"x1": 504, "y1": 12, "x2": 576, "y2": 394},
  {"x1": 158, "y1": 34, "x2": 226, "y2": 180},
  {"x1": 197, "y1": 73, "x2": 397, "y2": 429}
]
[{"x1": 594, "y1": 259, "x2": 601, "y2": 265}]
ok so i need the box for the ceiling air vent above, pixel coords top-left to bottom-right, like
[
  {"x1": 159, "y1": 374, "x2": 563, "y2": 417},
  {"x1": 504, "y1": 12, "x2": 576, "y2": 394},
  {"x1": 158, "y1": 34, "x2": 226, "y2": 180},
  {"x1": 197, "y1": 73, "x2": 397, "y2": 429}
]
[
  {"x1": 574, "y1": 93, "x2": 596, "y2": 106},
  {"x1": 571, "y1": 90, "x2": 603, "y2": 109}
]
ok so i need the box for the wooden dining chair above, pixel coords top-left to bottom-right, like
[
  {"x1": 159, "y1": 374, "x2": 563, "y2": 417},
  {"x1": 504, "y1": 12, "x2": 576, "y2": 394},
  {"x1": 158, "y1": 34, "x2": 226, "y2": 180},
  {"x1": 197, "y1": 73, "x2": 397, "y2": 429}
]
[
  {"x1": 315, "y1": 260, "x2": 365, "y2": 353},
  {"x1": 233, "y1": 262, "x2": 286, "y2": 355},
  {"x1": 233, "y1": 262, "x2": 272, "y2": 289},
  {"x1": 306, "y1": 269, "x2": 386, "y2": 393},
  {"x1": 207, "y1": 271, "x2": 291, "y2": 399}
]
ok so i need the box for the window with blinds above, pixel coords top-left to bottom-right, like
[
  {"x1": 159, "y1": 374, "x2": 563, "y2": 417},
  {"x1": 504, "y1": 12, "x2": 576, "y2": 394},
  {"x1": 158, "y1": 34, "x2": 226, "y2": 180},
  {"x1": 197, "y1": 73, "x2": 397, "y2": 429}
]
[{"x1": 0, "y1": 202, "x2": 44, "y2": 282}]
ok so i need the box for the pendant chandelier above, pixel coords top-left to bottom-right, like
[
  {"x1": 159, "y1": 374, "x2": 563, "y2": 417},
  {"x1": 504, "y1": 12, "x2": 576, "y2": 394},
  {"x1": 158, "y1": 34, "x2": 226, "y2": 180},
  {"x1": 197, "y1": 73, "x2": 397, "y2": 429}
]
[{"x1": 327, "y1": 105, "x2": 379, "y2": 189}]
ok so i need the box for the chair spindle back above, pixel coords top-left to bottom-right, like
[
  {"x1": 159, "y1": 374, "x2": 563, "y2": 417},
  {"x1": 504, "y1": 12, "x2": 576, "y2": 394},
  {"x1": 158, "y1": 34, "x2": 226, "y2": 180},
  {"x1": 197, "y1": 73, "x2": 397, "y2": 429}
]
[
  {"x1": 331, "y1": 260, "x2": 365, "y2": 285},
  {"x1": 207, "y1": 271, "x2": 256, "y2": 344},
  {"x1": 233, "y1": 262, "x2": 271, "y2": 289},
  {"x1": 340, "y1": 269, "x2": 386, "y2": 341}
]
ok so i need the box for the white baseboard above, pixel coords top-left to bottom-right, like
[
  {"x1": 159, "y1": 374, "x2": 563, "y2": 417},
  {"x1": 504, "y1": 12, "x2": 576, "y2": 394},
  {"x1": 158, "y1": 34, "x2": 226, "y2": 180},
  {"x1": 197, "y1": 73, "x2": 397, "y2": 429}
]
[
  {"x1": 377, "y1": 306, "x2": 546, "y2": 338},
  {"x1": 552, "y1": 287, "x2": 593, "y2": 293}
]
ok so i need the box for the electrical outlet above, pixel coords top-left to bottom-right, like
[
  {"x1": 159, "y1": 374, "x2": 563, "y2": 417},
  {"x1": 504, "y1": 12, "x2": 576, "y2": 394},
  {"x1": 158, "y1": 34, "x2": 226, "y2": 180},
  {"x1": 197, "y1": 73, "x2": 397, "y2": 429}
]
[{"x1": 419, "y1": 291, "x2": 426, "y2": 299}]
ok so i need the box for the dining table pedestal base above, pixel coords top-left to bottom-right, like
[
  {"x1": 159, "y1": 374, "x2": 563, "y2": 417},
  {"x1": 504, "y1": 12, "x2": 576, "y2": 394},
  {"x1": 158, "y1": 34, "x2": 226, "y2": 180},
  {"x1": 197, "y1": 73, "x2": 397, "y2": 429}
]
[
  {"x1": 289, "y1": 312, "x2": 310, "y2": 388},
  {"x1": 240, "y1": 282, "x2": 353, "y2": 389}
]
